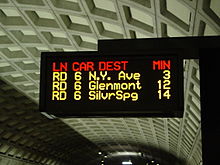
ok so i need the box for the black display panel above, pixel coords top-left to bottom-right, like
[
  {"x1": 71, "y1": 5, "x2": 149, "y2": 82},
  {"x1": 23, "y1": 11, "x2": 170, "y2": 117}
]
[{"x1": 40, "y1": 52, "x2": 183, "y2": 117}]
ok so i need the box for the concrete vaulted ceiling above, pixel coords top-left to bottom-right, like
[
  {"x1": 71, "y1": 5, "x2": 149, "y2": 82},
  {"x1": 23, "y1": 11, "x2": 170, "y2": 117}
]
[{"x1": 0, "y1": 0, "x2": 219, "y2": 165}]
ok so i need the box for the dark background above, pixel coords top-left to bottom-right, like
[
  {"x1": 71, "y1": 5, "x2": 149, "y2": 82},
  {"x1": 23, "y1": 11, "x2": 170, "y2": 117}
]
[{"x1": 43, "y1": 54, "x2": 183, "y2": 117}]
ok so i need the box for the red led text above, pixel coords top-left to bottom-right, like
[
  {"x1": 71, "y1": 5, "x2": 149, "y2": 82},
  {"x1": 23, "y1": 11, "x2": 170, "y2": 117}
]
[
  {"x1": 72, "y1": 62, "x2": 94, "y2": 71},
  {"x1": 99, "y1": 61, "x2": 128, "y2": 71},
  {"x1": 153, "y1": 60, "x2": 170, "y2": 70},
  {"x1": 52, "y1": 62, "x2": 68, "y2": 71}
]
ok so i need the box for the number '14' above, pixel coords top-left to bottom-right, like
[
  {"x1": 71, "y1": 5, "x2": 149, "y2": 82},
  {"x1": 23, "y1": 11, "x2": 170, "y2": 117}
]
[{"x1": 158, "y1": 89, "x2": 171, "y2": 99}]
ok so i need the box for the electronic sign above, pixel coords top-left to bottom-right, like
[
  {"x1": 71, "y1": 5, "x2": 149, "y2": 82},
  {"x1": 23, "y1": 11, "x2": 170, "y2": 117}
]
[{"x1": 40, "y1": 52, "x2": 183, "y2": 117}]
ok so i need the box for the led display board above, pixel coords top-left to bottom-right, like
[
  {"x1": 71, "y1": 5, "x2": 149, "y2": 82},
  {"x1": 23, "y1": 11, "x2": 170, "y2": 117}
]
[{"x1": 40, "y1": 52, "x2": 183, "y2": 117}]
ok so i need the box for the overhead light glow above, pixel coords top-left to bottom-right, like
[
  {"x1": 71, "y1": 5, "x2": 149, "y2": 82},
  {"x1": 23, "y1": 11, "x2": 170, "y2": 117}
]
[
  {"x1": 122, "y1": 161, "x2": 132, "y2": 165},
  {"x1": 110, "y1": 151, "x2": 142, "y2": 157}
]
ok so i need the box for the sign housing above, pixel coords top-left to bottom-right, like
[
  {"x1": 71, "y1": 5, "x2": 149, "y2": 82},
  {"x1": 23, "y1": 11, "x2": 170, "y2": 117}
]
[{"x1": 40, "y1": 52, "x2": 183, "y2": 117}]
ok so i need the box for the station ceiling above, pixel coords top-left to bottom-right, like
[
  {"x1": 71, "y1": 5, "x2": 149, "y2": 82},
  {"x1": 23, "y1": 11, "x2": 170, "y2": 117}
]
[{"x1": 0, "y1": 0, "x2": 219, "y2": 165}]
